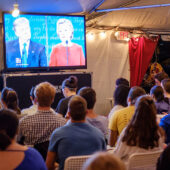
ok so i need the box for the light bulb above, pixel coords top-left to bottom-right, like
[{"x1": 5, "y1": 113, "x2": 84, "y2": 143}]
[
  {"x1": 87, "y1": 33, "x2": 94, "y2": 40},
  {"x1": 100, "y1": 32, "x2": 106, "y2": 39},
  {"x1": 12, "y1": 3, "x2": 20, "y2": 17}
]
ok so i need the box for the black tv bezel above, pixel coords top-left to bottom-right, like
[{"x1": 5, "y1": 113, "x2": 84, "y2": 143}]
[{"x1": 2, "y1": 11, "x2": 87, "y2": 73}]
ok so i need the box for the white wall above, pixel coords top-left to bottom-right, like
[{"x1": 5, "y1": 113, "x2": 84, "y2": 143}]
[{"x1": 86, "y1": 30, "x2": 130, "y2": 115}]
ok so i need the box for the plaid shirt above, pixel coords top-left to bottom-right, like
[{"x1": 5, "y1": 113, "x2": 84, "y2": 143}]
[{"x1": 18, "y1": 109, "x2": 66, "y2": 145}]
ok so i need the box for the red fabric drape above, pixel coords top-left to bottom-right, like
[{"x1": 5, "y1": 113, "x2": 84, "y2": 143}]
[{"x1": 129, "y1": 36, "x2": 158, "y2": 87}]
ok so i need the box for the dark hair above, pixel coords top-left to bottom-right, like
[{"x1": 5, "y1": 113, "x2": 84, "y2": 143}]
[
  {"x1": 157, "y1": 144, "x2": 170, "y2": 170},
  {"x1": 114, "y1": 85, "x2": 130, "y2": 107},
  {"x1": 0, "y1": 109, "x2": 19, "y2": 150},
  {"x1": 116, "y1": 78, "x2": 129, "y2": 87},
  {"x1": 78, "y1": 87, "x2": 96, "y2": 109},
  {"x1": 122, "y1": 95, "x2": 161, "y2": 149},
  {"x1": 150, "y1": 85, "x2": 164, "y2": 102},
  {"x1": 162, "y1": 79, "x2": 170, "y2": 94},
  {"x1": 128, "y1": 86, "x2": 146, "y2": 105},
  {"x1": 30, "y1": 86, "x2": 35, "y2": 100},
  {"x1": 68, "y1": 95, "x2": 87, "y2": 121},
  {"x1": 62, "y1": 76, "x2": 78, "y2": 92},
  {"x1": 1, "y1": 87, "x2": 21, "y2": 115},
  {"x1": 154, "y1": 72, "x2": 169, "y2": 82}
]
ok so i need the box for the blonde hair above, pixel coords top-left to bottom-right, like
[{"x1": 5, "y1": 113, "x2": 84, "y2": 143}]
[
  {"x1": 83, "y1": 152, "x2": 126, "y2": 170},
  {"x1": 13, "y1": 17, "x2": 30, "y2": 31},
  {"x1": 34, "y1": 82, "x2": 56, "y2": 107},
  {"x1": 57, "y1": 18, "x2": 74, "y2": 40}
]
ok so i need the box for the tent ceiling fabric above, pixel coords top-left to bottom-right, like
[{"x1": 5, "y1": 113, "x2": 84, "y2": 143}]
[
  {"x1": 0, "y1": 0, "x2": 170, "y2": 31},
  {"x1": 0, "y1": 0, "x2": 101, "y2": 14},
  {"x1": 87, "y1": 0, "x2": 170, "y2": 32}
]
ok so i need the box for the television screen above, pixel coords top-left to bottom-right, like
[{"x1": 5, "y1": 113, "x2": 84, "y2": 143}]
[{"x1": 3, "y1": 12, "x2": 86, "y2": 71}]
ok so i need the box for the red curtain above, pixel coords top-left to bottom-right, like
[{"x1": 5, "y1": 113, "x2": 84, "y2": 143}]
[{"x1": 129, "y1": 36, "x2": 158, "y2": 87}]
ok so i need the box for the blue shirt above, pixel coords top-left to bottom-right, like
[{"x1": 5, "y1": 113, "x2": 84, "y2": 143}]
[
  {"x1": 160, "y1": 114, "x2": 170, "y2": 144},
  {"x1": 48, "y1": 122, "x2": 106, "y2": 170},
  {"x1": 15, "y1": 147, "x2": 47, "y2": 170}
]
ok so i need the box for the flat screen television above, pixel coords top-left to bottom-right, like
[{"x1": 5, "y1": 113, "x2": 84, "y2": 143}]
[{"x1": 3, "y1": 12, "x2": 87, "y2": 72}]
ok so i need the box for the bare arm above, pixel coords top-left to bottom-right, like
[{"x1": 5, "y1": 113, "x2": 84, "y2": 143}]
[
  {"x1": 46, "y1": 151, "x2": 57, "y2": 170},
  {"x1": 109, "y1": 130, "x2": 118, "y2": 147}
]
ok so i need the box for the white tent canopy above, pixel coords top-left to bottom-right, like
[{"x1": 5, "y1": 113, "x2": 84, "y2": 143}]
[{"x1": 0, "y1": 0, "x2": 169, "y2": 115}]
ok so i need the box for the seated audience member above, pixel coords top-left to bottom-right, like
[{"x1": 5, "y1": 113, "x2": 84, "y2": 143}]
[
  {"x1": 18, "y1": 82, "x2": 66, "y2": 159},
  {"x1": 114, "y1": 95, "x2": 164, "y2": 162},
  {"x1": 46, "y1": 95, "x2": 106, "y2": 170},
  {"x1": 115, "y1": 78, "x2": 129, "y2": 88},
  {"x1": 154, "y1": 72, "x2": 169, "y2": 86},
  {"x1": 109, "y1": 86, "x2": 146, "y2": 147},
  {"x1": 108, "y1": 85, "x2": 130, "y2": 119},
  {"x1": 78, "y1": 87, "x2": 108, "y2": 139},
  {"x1": 21, "y1": 86, "x2": 37, "y2": 116},
  {"x1": 1, "y1": 87, "x2": 21, "y2": 115},
  {"x1": 157, "y1": 144, "x2": 170, "y2": 170},
  {"x1": 82, "y1": 152, "x2": 126, "y2": 170},
  {"x1": 56, "y1": 76, "x2": 77, "y2": 117},
  {"x1": 0, "y1": 109, "x2": 47, "y2": 170},
  {"x1": 159, "y1": 79, "x2": 170, "y2": 143},
  {"x1": 150, "y1": 85, "x2": 169, "y2": 114}
]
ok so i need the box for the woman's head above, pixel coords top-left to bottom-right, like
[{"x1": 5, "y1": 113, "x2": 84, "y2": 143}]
[
  {"x1": 62, "y1": 76, "x2": 78, "y2": 97},
  {"x1": 1, "y1": 87, "x2": 20, "y2": 115},
  {"x1": 83, "y1": 152, "x2": 126, "y2": 170},
  {"x1": 0, "y1": 109, "x2": 19, "y2": 150},
  {"x1": 150, "y1": 85, "x2": 164, "y2": 102},
  {"x1": 122, "y1": 95, "x2": 160, "y2": 149},
  {"x1": 114, "y1": 85, "x2": 130, "y2": 107},
  {"x1": 57, "y1": 19, "x2": 74, "y2": 43}
]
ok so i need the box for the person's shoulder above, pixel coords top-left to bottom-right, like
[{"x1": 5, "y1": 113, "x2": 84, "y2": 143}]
[
  {"x1": 85, "y1": 122, "x2": 104, "y2": 135},
  {"x1": 30, "y1": 40, "x2": 45, "y2": 48},
  {"x1": 72, "y1": 43, "x2": 81, "y2": 47},
  {"x1": 52, "y1": 43, "x2": 63, "y2": 49},
  {"x1": 19, "y1": 112, "x2": 38, "y2": 124},
  {"x1": 161, "y1": 114, "x2": 170, "y2": 121},
  {"x1": 6, "y1": 39, "x2": 18, "y2": 47}
]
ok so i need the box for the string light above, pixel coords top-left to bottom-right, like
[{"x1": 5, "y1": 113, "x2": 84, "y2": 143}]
[
  {"x1": 12, "y1": 3, "x2": 20, "y2": 17},
  {"x1": 87, "y1": 33, "x2": 94, "y2": 40},
  {"x1": 100, "y1": 31, "x2": 106, "y2": 39}
]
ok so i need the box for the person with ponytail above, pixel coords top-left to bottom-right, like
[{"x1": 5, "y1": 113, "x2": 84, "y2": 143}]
[
  {"x1": 56, "y1": 76, "x2": 78, "y2": 117},
  {"x1": 0, "y1": 109, "x2": 47, "y2": 170},
  {"x1": 114, "y1": 95, "x2": 165, "y2": 162},
  {"x1": 1, "y1": 87, "x2": 21, "y2": 115}
]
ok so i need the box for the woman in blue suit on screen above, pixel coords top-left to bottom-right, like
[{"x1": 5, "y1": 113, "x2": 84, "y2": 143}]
[{"x1": 49, "y1": 18, "x2": 85, "y2": 67}]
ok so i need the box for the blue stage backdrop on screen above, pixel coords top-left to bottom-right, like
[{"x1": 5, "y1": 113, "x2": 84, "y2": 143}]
[{"x1": 3, "y1": 13, "x2": 86, "y2": 71}]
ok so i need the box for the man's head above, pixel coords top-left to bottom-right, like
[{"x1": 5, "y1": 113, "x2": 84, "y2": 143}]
[
  {"x1": 161, "y1": 79, "x2": 170, "y2": 96},
  {"x1": 68, "y1": 95, "x2": 87, "y2": 121},
  {"x1": 78, "y1": 87, "x2": 96, "y2": 110},
  {"x1": 34, "y1": 82, "x2": 56, "y2": 107},
  {"x1": 13, "y1": 17, "x2": 31, "y2": 43},
  {"x1": 127, "y1": 86, "x2": 146, "y2": 105},
  {"x1": 115, "y1": 78, "x2": 129, "y2": 88},
  {"x1": 154, "y1": 72, "x2": 169, "y2": 86},
  {"x1": 57, "y1": 18, "x2": 74, "y2": 43}
]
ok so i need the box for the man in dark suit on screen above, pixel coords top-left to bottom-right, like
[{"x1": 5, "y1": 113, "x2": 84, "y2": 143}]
[{"x1": 6, "y1": 17, "x2": 47, "y2": 68}]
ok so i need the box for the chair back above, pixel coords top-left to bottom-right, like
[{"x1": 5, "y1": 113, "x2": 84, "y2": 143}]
[
  {"x1": 127, "y1": 150, "x2": 162, "y2": 170},
  {"x1": 64, "y1": 155, "x2": 91, "y2": 170}
]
